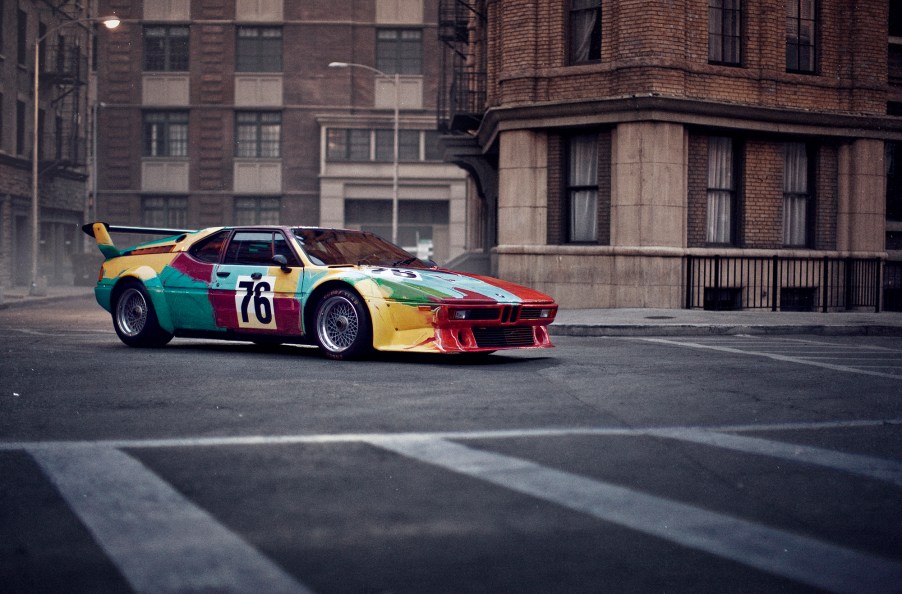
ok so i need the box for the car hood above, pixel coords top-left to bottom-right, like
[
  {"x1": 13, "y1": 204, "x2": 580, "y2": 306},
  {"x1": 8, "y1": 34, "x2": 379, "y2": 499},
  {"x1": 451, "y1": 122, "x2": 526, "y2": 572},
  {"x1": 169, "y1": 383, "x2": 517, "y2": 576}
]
[{"x1": 357, "y1": 267, "x2": 554, "y2": 305}]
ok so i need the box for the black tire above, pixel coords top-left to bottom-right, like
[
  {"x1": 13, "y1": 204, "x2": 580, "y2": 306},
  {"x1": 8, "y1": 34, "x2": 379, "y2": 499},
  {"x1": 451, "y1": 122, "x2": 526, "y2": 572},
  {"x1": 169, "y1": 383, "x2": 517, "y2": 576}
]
[
  {"x1": 112, "y1": 282, "x2": 173, "y2": 347},
  {"x1": 313, "y1": 288, "x2": 372, "y2": 360}
]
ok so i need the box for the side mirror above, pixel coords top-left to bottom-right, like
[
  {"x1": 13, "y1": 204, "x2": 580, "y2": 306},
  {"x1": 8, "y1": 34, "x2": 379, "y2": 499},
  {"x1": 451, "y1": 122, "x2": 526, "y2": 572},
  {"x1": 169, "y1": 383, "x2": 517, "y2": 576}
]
[{"x1": 272, "y1": 254, "x2": 290, "y2": 272}]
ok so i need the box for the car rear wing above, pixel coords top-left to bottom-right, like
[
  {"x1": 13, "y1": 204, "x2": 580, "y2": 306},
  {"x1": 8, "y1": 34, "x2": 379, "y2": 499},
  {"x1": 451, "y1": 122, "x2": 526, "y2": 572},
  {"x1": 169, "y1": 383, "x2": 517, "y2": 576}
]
[{"x1": 81, "y1": 221, "x2": 195, "y2": 259}]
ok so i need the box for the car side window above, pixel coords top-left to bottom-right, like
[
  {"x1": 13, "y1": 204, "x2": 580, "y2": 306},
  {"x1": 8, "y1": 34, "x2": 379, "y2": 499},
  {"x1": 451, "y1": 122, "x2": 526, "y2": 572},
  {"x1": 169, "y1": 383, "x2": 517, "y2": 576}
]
[
  {"x1": 224, "y1": 231, "x2": 300, "y2": 267},
  {"x1": 188, "y1": 230, "x2": 230, "y2": 263}
]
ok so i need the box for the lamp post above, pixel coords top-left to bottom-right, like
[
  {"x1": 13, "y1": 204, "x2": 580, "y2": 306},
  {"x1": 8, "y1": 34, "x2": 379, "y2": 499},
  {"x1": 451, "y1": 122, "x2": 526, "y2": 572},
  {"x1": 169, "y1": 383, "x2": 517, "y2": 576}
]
[
  {"x1": 30, "y1": 15, "x2": 120, "y2": 295},
  {"x1": 328, "y1": 61, "x2": 401, "y2": 246}
]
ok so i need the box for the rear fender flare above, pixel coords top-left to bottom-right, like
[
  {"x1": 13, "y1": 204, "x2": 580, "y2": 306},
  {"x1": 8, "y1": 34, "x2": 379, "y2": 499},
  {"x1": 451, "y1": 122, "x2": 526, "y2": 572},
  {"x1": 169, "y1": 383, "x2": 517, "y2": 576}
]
[{"x1": 113, "y1": 267, "x2": 175, "y2": 334}]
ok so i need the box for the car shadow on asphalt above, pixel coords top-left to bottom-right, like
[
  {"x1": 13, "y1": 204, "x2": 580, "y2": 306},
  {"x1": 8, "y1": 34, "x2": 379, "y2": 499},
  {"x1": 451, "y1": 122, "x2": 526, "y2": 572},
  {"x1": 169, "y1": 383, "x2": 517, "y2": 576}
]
[{"x1": 149, "y1": 340, "x2": 551, "y2": 366}]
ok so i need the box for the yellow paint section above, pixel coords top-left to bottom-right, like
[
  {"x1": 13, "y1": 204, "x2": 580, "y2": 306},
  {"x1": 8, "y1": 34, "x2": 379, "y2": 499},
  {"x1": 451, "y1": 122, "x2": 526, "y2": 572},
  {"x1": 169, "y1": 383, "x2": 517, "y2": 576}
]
[{"x1": 102, "y1": 255, "x2": 176, "y2": 281}]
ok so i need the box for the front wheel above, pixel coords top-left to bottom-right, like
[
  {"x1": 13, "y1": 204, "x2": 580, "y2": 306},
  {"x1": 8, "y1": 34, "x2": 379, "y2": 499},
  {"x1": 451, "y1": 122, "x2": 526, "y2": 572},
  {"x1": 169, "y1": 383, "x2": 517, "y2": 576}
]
[
  {"x1": 112, "y1": 282, "x2": 173, "y2": 347},
  {"x1": 313, "y1": 288, "x2": 372, "y2": 360}
]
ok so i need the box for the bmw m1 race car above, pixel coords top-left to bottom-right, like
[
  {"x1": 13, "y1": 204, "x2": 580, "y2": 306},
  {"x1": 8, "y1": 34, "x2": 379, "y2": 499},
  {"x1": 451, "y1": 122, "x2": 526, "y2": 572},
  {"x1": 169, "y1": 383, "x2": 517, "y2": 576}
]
[{"x1": 83, "y1": 222, "x2": 558, "y2": 359}]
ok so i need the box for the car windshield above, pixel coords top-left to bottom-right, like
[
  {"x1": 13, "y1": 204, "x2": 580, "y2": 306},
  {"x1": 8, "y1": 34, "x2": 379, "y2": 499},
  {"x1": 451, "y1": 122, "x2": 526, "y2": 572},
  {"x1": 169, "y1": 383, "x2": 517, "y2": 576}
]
[{"x1": 292, "y1": 228, "x2": 429, "y2": 268}]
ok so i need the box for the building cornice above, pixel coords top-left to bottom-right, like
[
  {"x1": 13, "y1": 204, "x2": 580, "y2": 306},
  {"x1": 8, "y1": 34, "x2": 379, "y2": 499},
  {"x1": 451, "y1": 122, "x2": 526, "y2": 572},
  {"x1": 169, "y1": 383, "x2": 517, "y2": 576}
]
[{"x1": 477, "y1": 95, "x2": 902, "y2": 150}]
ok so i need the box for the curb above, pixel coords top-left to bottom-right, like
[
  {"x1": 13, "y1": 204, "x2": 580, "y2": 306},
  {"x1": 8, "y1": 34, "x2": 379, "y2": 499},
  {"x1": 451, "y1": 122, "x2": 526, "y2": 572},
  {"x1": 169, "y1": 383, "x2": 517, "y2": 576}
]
[
  {"x1": 0, "y1": 291, "x2": 94, "y2": 311},
  {"x1": 549, "y1": 324, "x2": 902, "y2": 337}
]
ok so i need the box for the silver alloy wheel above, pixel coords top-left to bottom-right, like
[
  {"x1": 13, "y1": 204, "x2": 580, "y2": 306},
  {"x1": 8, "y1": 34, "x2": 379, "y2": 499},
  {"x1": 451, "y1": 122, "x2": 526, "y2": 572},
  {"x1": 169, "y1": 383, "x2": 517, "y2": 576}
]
[
  {"x1": 316, "y1": 294, "x2": 359, "y2": 353},
  {"x1": 115, "y1": 287, "x2": 148, "y2": 338}
]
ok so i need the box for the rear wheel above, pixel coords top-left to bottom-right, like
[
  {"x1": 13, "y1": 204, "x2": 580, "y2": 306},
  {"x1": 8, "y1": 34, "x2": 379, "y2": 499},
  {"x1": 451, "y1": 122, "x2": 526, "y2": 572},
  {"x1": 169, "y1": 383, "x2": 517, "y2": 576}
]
[
  {"x1": 112, "y1": 282, "x2": 173, "y2": 347},
  {"x1": 314, "y1": 288, "x2": 372, "y2": 360}
]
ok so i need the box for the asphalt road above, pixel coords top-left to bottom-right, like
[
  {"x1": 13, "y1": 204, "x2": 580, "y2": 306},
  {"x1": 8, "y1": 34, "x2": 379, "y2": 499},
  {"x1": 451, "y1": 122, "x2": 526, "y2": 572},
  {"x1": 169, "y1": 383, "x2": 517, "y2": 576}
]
[{"x1": 1, "y1": 297, "x2": 901, "y2": 593}]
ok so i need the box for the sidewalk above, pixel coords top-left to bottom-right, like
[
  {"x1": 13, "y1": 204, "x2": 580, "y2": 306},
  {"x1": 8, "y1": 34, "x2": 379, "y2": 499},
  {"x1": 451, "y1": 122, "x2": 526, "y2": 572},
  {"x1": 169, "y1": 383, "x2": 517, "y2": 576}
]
[
  {"x1": 0, "y1": 285, "x2": 96, "y2": 310},
  {"x1": 551, "y1": 308, "x2": 902, "y2": 337},
  {"x1": 2, "y1": 284, "x2": 901, "y2": 336}
]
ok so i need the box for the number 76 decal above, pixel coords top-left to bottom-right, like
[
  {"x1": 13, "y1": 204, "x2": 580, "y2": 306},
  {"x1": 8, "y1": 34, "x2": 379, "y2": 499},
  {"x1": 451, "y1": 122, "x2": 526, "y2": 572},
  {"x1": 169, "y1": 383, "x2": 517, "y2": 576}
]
[{"x1": 235, "y1": 275, "x2": 277, "y2": 329}]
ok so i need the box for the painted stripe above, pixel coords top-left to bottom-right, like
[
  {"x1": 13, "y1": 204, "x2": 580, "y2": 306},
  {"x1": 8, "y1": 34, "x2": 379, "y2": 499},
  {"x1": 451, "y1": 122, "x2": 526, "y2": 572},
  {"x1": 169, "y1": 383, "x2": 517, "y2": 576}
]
[
  {"x1": 638, "y1": 337, "x2": 902, "y2": 379},
  {"x1": 4, "y1": 417, "x2": 902, "y2": 452},
  {"x1": 365, "y1": 436, "x2": 902, "y2": 594},
  {"x1": 28, "y1": 446, "x2": 313, "y2": 594},
  {"x1": 647, "y1": 428, "x2": 902, "y2": 487}
]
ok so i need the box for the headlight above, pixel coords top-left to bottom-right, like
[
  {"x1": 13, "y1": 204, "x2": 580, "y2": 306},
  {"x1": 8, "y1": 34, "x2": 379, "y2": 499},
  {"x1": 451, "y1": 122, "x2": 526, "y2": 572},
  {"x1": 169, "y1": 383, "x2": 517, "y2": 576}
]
[
  {"x1": 539, "y1": 309, "x2": 552, "y2": 318},
  {"x1": 450, "y1": 309, "x2": 470, "y2": 320}
]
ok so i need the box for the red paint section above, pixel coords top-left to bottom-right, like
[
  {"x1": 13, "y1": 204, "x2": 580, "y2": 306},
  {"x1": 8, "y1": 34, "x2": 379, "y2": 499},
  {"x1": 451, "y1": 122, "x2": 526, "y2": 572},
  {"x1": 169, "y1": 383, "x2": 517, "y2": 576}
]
[
  {"x1": 171, "y1": 253, "x2": 215, "y2": 283},
  {"x1": 463, "y1": 273, "x2": 555, "y2": 303}
]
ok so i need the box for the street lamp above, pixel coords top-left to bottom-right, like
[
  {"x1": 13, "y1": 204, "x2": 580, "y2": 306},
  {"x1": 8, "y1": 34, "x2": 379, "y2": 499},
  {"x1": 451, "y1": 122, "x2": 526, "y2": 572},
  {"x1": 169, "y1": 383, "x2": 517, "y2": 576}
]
[
  {"x1": 30, "y1": 15, "x2": 120, "y2": 295},
  {"x1": 328, "y1": 61, "x2": 401, "y2": 246}
]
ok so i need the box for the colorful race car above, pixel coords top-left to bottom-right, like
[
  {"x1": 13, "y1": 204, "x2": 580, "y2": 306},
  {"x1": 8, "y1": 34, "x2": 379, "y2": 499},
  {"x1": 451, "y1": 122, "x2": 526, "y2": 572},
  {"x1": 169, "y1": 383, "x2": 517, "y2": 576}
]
[{"x1": 83, "y1": 222, "x2": 557, "y2": 359}]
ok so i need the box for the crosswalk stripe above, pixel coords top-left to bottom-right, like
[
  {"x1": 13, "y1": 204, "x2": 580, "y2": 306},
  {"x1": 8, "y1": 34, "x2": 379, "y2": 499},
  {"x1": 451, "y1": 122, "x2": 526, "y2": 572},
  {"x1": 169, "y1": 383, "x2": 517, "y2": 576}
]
[
  {"x1": 646, "y1": 428, "x2": 902, "y2": 487},
  {"x1": 365, "y1": 435, "x2": 902, "y2": 594},
  {"x1": 29, "y1": 445, "x2": 314, "y2": 594},
  {"x1": 638, "y1": 337, "x2": 902, "y2": 379}
]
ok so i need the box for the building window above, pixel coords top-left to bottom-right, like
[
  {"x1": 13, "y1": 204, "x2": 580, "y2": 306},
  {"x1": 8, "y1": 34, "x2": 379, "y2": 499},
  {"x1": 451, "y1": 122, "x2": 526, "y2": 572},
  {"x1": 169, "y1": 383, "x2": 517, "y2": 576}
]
[
  {"x1": 376, "y1": 29, "x2": 422, "y2": 75},
  {"x1": 783, "y1": 142, "x2": 811, "y2": 246},
  {"x1": 567, "y1": 134, "x2": 598, "y2": 243},
  {"x1": 16, "y1": 100, "x2": 25, "y2": 155},
  {"x1": 143, "y1": 111, "x2": 189, "y2": 157},
  {"x1": 375, "y1": 129, "x2": 419, "y2": 161},
  {"x1": 236, "y1": 112, "x2": 281, "y2": 158},
  {"x1": 424, "y1": 130, "x2": 442, "y2": 161},
  {"x1": 17, "y1": 9, "x2": 27, "y2": 66},
  {"x1": 142, "y1": 196, "x2": 188, "y2": 228},
  {"x1": 708, "y1": 0, "x2": 741, "y2": 65},
  {"x1": 234, "y1": 196, "x2": 281, "y2": 225},
  {"x1": 345, "y1": 199, "x2": 449, "y2": 251},
  {"x1": 236, "y1": 27, "x2": 282, "y2": 72},
  {"x1": 569, "y1": 0, "x2": 601, "y2": 64},
  {"x1": 327, "y1": 128, "x2": 370, "y2": 161},
  {"x1": 786, "y1": 0, "x2": 816, "y2": 73},
  {"x1": 887, "y1": 142, "x2": 902, "y2": 222},
  {"x1": 706, "y1": 137, "x2": 738, "y2": 244},
  {"x1": 144, "y1": 26, "x2": 189, "y2": 71}
]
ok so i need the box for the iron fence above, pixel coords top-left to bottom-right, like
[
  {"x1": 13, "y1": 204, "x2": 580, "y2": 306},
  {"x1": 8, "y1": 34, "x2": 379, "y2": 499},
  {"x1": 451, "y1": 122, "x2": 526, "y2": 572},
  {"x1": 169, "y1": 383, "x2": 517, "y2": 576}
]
[{"x1": 685, "y1": 255, "x2": 883, "y2": 312}]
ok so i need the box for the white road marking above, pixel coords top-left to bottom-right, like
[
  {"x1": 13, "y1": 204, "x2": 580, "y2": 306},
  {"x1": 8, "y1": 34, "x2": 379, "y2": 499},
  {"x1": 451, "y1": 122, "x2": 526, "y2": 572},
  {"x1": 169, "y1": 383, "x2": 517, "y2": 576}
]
[
  {"x1": 6, "y1": 419, "x2": 902, "y2": 593},
  {"x1": 6, "y1": 418, "x2": 902, "y2": 452},
  {"x1": 638, "y1": 337, "x2": 902, "y2": 379},
  {"x1": 646, "y1": 428, "x2": 902, "y2": 487},
  {"x1": 364, "y1": 435, "x2": 902, "y2": 594},
  {"x1": 28, "y1": 446, "x2": 313, "y2": 594}
]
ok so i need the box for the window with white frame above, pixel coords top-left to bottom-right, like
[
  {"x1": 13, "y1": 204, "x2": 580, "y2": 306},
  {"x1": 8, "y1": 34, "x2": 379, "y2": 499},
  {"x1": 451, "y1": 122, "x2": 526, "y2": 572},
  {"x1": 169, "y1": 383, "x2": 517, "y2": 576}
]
[
  {"x1": 236, "y1": 112, "x2": 281, "y2": 158},
  {"x1": 708, "y1": 0, "x2": 741, "y2": 65},
  {"x1": 706, "y1": 136, "x2": 737, "y2": 244},
  {"x1": 567, "y1": 134, "x2": 598, "y2": 243},
  {"x1": 375, "y1": 129, "x2": 419, "y2": 161},
  {"x1": 569, "y1": 0, "x2": 601, "y2": 64},
  {"x1": 327, "y1": 128, "x2": 370, "y2": 161},
  {"x1": 327, "y1": 128, "x2": 436, "y2": 162},
  {"x1": 143, "y1": 111, "x2": 189, "y2": 157},
  {"x1": 376, "y1": 29, "x2": 422, "y2": 75},
  {"x1": 142, "y1": 196, "x2": 188, "y2": 228},
  {"x1": 144, "y1": 25, "x2": 189, "y2": 71},
  {"x1": 783, "y1": 142, "x2": 811, "y2": 246},
  {"x1": 236, "y1": 26, "x2": 282, "y2": 72},
  {"x1": 234, "y1": 196, "x2": 281, "y2": 225}
]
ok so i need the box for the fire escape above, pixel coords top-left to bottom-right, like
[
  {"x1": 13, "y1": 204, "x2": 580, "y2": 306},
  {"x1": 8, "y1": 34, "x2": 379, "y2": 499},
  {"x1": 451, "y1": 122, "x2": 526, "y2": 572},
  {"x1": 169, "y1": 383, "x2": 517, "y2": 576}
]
[
  {"x1": 38, "y1": 21, "x2": 89, "y2": 174},
  {"x1": 438, "y1": 0, "x2": 487, "y2": 133}
]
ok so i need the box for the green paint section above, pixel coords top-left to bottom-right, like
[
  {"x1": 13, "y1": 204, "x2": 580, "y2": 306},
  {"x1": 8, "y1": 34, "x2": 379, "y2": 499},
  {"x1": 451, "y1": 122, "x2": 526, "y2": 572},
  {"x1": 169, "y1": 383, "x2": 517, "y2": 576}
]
[
  {"x1": 98, "y1": 244, "x2": 121, "y2": 259},
  {"x1": 158, "y1": 264, "x2": 220, "y2": 331}
]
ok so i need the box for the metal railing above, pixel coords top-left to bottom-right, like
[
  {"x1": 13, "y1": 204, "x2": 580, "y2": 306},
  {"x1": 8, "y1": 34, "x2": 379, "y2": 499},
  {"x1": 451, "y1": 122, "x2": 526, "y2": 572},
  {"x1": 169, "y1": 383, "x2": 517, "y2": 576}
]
[{"x1": 685, "y1": 255, "x2": 883, "y2": 312}]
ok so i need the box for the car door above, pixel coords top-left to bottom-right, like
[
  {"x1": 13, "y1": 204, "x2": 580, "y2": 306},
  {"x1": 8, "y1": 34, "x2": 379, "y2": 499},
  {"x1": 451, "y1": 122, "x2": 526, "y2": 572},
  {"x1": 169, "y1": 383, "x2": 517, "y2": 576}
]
[
  {"x1": 160, "y1": 229, "x2": 231, "y2": 331},
  {"x1": 210, "y1": 230, "x2": 304, "y2": 336}
]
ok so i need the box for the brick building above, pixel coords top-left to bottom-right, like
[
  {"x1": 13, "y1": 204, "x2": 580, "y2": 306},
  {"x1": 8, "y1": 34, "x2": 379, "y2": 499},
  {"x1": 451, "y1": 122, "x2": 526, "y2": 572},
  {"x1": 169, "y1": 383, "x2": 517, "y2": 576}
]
[
  {"x1": 0, "y1": 1, "x2": 95, "y2": 289},
  {"x1": 439, "y1": 0, "x2": 902, "y2": 310},
  {"x1": 93, "y1": 0, "x2": 467, "y2": 266}
]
